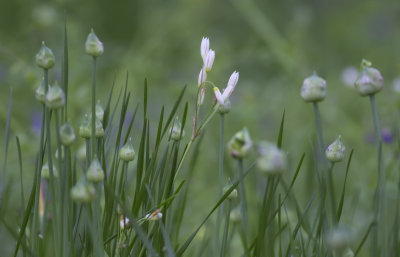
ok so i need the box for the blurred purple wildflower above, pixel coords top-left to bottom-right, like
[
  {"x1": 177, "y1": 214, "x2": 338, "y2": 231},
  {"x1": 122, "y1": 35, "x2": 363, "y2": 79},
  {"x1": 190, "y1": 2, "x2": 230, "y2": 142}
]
[
  {"x1": 31, "y1": 112, "x2": 42, "y2": 135},
  {"x1": 365, "y1": 127, "x2": 393, "y2": 144}
]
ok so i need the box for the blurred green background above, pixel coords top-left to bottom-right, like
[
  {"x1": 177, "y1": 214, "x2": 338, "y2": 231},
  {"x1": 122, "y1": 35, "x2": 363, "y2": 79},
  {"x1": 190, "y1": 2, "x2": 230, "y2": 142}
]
[{"x1": 1, "y1": 0, "x2": 400, "y2": 255}]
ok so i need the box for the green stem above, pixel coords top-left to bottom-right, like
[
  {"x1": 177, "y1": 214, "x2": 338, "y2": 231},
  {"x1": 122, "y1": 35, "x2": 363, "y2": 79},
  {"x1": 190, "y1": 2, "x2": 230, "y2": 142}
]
[
  {"x1": 220, "y1": 200, "x2": 232, "y2": 257},
  {"x1": 238, "y1": 159, "x2": 248, "y2": 232},
  {"x1": 174, "y1": 105, "x2": 219, "y2": 180},
  {"x1": 32, "y1": 104, "x2": 46, "y2": 251},
  {"x1": 216, "y1": 114, "x2": 224, "y2": 251},
  {"x1": 312, "y1": 102, "x2": 324, "y2": 155},
  {"x1": 91, "y1": 57, "x2": 97, "y2": 160},
  {"x1": 44, "y1": 77, "x2": 60, "y2": 257},
  {"x1": 369, "y1": 94, "x2": 386, "y2": 257},
  {"x1": 327, "y1": 162, "x2": 337, "y2": 226}
]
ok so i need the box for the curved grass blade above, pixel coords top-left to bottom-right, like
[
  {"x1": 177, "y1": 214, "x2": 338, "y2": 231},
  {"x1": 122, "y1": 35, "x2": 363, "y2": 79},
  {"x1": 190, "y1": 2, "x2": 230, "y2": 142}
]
[{"x1": 337, "y1": 149, "x2": 354, "y2": 222}]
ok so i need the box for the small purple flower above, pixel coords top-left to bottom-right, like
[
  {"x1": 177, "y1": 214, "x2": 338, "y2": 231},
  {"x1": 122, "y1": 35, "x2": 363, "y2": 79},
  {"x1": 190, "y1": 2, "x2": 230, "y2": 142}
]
[
  {"x1": 381, "y1": 128, "x2": 393, "y2": 144},
  {"x1": 365, "y1": 128, "x2": 393, "y2": 144},
  {"x1": 31, "y1": 112, "x2": 42, "y2": 135}
]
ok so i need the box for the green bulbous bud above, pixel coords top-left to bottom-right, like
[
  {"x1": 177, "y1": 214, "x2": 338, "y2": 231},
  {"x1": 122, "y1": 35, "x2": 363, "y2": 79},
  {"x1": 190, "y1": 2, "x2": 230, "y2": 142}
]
[
  {"x1": 325, "y1": 135, "x2": 345, "y2": 163},
  {"x1": 354, "y1": 59, "x2": 383, "y2": 96},
  {"x1": 170, "y1": 117, "x2": 185, "y2": 141},
  {"x1": 70, "y1": 178, "x2": 96, "y2": 203},
  {"x1": 96, "y1": 101, "x2": 104, "y2": 122},
  {"x1": 36, "y1": 41, "x2": 55, "y2": 69},
  {"x1": 79, "y1": 114, "x2": 104, "y2": 139},
  {"x1": 300, "y1": 73, "x2": 327, "y2": 102},
  {"x1": 35, "y1": 79, "x2": 46, "y2": 104},
  {"x1": 55, "y1": 148, "x2": 64, "y2": 160},
  {"x1": 229, "y1": 207, "x2": 241, "y2": 223},
  {"x1": 256, "y1": 142, "x2": 288, "y2": 176},
  {"x1": 85, "y1": 29, "x2": 104, "y2": 57},
  {"x1": 119, "y1": 137, "x2": 136, "y2": 162},
  {"x1": 45, "y1": 81, "x2": 65, "y2": 109},
  {"x1": 343, "y1": 248, "x2": 354, "y2": 257},
  {"x1": 41, "y1": 161, "x2": 58, "y2": 179},
  {"x1": 79, "y1": 114, "x2": 91, "y2": 139},
  {"x1": 217, "y1": 98, "x2": 231, "y2": 114},
  {"x1": 223, "y1": 180, "x2": 237, "y2": 200},
  {"x1": 77, "y1": 144, "x2": 86, "y2": 161},
  {"x1": 325, "y1": 227, "x2": 353, "y2": 251},
  {"x1": 94, "y1": 115, "x2": 104, "y2": 138},
  {"x1": 60, "y1": 122, "x2": 76, "y2": 146},
  {"x1": 87, "y1": 156, "x2": 104, "y2": 183},
  {"x1": 227, "y1": 127, "x2": 253, "y2": 159}
]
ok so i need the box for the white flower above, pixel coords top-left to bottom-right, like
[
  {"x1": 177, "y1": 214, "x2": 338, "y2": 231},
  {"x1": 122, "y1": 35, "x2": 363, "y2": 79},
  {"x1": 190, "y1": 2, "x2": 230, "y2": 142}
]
[
  {"x1": 204, "y1": 50, "x2": 215, "y2": 72},
  {"x1": 201, "y1": 37, "x2": 210, "y2": 63},
  {"x1": 120, "y1": 216, "x2": 130, "y2": 230},
  {"x1": 214, "y1": 71, "x2": 239, "y2": 105},
  {"x1": 145, "y1": 209, "x2": 163, "y2": 221},
  {"x1": 198, "y1": 68, "x2": 207, "y2": 87}
]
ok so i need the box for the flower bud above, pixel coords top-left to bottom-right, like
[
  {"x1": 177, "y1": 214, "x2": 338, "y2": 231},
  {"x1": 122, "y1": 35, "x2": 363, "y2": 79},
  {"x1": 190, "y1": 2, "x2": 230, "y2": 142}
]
[
  {"x1": 96, "y1": 101, "x2": 104, "y2": 122},
  {"x1": 55, "y1": 148, "x2": 64, "y2": 160},
  {"x1": 204, "y1": 50, "x2": 215, "y2": 73},
  {"x1": 60, "y1": 122, "x2": 76, "y2": 146},
  {"x1": 77, "y1": 144, "x2": 86, "y2": 161},
  {"x1": 45, "y1": 81, "x2": 65, "y2": 109},
  {"x1": 227, "y1": 127, "x2": 253, "y2": 159},
  {"x1": 36, "y1": 41, "x2": 55, "y2": 70},
  {"x1": 79, "y1": 114, "x2": 104, "y2": 139},
  {"x1": 85, "y1": 29, "x2": 104, "y2": 57},
  {"x1": 200, "y1": 37, "x2": 210, "y2": 63},
  {"x1": 87, "y1": 156, "x2": 105, "y2": 183},
  {"x1": 354, "y1": 59, "x2": 383, "y2": 96},
  {"x1": 343, "y1": 248, "x2": 354, "y2": 257},
  {"x1": 256, "y1": 142, "x2": 288, "y2": 176},
  {"x1": 170, "y1": 117, "x2": 185, "y2": 141},
  {"x1": 217, "y1": 98, "x2": 231, "y2": 114},
  {"x1": 325, "y1": 135, "x2": 345, "y2": 163},
  {"x1": 94, "y1": 115, "x2": 104, "y2": 138},
  {"x1": 41, "y1": 161, "x2": 58, "y2": 179},
  {"x1": 198, "y1": 68, "x2": 207, "y2": 87},
  {"x1": 119, "y1": 137, "x2": 136, "y2": 162},
  {"x1": 301, "y1": 73, "x2": 327, "y2": 102},
  {"x1": 325, "y1": 226, "x2": 353, "y2": 251},
  {"x1": 79, "y1": 114, "x2": 91, "y2": 139},
  {"x1": 230, "y1": 207, "x2": 241, "y2": 223},
  {"x1": 70, "y1": 178, "x2": 96, "y2": 203},
  {"x1": 35, "y1": 79, "x2": 46, "y2": 104},
  {"x1": 223, "y1": 180, "x2": 237, "y2": 200}
]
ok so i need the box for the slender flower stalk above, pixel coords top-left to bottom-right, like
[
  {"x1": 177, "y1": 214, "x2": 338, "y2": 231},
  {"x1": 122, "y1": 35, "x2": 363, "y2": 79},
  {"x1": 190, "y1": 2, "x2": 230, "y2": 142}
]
[{"x1": 354, "y1": 59, "x2": 386, "y2": 256}]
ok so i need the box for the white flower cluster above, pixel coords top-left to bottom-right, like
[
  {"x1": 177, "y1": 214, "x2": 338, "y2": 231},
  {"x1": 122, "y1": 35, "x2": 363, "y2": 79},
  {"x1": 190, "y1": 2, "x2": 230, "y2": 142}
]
[{"x1": 197, "y1": 37, "x2": 239, "y2": 106}]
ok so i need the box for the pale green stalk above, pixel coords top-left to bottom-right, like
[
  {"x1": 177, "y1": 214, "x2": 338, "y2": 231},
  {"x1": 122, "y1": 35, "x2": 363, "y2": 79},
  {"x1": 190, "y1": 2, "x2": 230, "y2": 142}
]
[
  {"x1": 216, "y1": 113, "x2": 224, "y2": 252},
  {"x1": 369, "y1": 94, "x2": 386, "y2": 257},
  {"x1": 91, "y1": 57, "x2": 97, "y2": 160},
  {"x1": 43, "y1": 69, "x2": 60, "y2": 257},
  {"x1": 220, "y1": 199, "x2": 232, "y2": 257}
]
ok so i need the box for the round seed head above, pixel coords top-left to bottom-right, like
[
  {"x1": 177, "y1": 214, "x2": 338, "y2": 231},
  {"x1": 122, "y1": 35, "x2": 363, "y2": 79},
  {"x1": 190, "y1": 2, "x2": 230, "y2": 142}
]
[
  {"x1": 36, "y1": 41, "x2": 55, "y2": 69},
  {"x1": 85, "y1": 29, "x2": 104, "y2": 57},
  {"x1": 300, "y1": 73, "x2": 327, "y2": 102}
]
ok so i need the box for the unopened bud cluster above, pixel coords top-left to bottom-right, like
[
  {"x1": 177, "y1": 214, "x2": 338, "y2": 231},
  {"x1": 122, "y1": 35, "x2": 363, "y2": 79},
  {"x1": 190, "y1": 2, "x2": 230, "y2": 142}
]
[
  {"x1": 325, "y1": 135, "x2": 346, "y2": 163},
  {"x1": 256, "y1": 142, "x2": 288, "y2": 176},
  {"x1": 354, "y1": 59, "x2": 383, "y2": 96},
  {"x1": 300, "y1": 73, "x2": 327, "y2": 102},
  {"x1": 227, "y1": 127, "x2": 253, "y2": 159}
]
